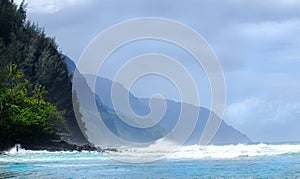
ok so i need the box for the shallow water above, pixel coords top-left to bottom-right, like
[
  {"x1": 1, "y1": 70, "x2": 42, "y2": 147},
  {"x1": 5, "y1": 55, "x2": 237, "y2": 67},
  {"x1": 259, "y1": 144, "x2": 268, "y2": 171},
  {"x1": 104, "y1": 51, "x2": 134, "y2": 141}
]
[{"x1": 1, "y1": 143, "x2": 300, "y2": 178}]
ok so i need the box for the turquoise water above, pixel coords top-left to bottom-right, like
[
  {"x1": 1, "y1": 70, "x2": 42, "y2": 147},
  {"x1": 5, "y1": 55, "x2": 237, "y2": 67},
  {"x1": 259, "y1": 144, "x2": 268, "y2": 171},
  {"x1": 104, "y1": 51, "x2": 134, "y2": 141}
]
[{"x1": 1, "y1": 144, "x2": 300, "y2": 178}]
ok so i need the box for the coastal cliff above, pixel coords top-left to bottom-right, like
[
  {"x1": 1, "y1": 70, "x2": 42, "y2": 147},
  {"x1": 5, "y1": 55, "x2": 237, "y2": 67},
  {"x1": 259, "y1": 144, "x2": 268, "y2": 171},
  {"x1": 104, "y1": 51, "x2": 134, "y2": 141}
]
[{"x1": 0, "y1": 0, "x2": 88, "y2": 151}]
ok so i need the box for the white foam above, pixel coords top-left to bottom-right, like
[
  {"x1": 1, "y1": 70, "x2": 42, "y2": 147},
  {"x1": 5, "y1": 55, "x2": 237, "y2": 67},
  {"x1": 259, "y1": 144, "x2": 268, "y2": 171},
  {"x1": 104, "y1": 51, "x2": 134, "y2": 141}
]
[
  {"x1": 169, "y1": 143, "x2": 300, "y2": 159},
  {"x1": 4, "y1": 144, "x2": 79, "y2": 155},
  {"x1": 108, "y1": 143, "x2": 300, "y2": 162},
  {"x1": 2, "y1": 143, "x2": 300, "y2": 163}
]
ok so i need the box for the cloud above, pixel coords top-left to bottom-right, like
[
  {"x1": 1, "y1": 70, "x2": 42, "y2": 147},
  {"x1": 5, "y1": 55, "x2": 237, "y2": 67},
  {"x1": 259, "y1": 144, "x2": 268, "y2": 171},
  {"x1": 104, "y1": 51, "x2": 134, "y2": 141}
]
[
  {"x1": 16, "y1": 0, "x2": 300, "y2": 142},
  {"x1": 20, "y1": 0, "x2": 300, "y2": 65},
  {"x1": 211, "y1": 19, "x2": 300, "y2": 72},
  {"x1": 225, "y1": 97, "x2": 300, "y2": 142},
  {"x1": 15, "y1": 0, "x2": 90, "y2": 14},
  {"x1": 246, "y1": 0, "x2": 300, "y2": 8},
  {"x1": 234, "y1": 20, "x2": 300, "y2": 50},
  {"x1": 225, "y1": 70, "x2": 300, "y2": 104}
]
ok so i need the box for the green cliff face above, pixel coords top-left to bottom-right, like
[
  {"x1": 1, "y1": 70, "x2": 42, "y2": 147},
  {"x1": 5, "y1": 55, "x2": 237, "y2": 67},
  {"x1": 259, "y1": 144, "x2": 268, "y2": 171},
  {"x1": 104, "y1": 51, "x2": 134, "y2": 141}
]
[{"x1": 0, "y1": 0, "x2": 87, "y2": 150}]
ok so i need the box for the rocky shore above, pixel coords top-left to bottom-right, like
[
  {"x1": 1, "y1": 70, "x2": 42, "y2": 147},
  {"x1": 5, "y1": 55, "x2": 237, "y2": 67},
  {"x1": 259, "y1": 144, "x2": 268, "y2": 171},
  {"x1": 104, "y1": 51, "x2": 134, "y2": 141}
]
[
  {"x1": 25, "y1": 140, "x2": 102, "y2": 152},
  {"x1": 0, "y1": 140, "x2": 117, "y2": 155}
]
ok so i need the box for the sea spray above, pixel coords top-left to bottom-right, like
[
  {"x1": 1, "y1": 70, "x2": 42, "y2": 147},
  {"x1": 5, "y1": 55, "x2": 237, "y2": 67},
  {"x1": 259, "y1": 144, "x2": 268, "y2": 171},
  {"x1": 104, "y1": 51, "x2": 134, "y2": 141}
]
[
  {"x1": 105, "y1": 142, "x2": 300, "y2": 162},
  {"x1": 3, "y1": 143, "x2": 300, "y2": 160}
]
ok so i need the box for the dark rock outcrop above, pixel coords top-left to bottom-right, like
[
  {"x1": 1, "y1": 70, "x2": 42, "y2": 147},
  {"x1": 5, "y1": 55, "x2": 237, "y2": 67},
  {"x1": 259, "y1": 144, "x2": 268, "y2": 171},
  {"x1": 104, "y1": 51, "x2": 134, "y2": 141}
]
[{"x1": 19, "y1": 140, "x2": 117, "y2": 153}]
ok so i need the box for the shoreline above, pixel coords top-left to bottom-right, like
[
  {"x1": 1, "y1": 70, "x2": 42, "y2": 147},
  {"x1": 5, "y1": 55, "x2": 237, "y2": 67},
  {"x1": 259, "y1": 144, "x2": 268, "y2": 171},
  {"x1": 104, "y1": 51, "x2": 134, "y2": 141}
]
[{"x1": 0, "y1": 140, "x2": 117, "y2": 155}]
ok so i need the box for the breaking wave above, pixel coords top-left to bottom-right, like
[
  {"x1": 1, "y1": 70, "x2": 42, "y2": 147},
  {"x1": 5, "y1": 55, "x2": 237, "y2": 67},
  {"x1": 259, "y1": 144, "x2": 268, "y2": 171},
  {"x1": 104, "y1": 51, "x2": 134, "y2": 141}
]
[
  {"x1": 2, "y1": 142, "x2": 300, "y2": 163},
  {"x1": 107, "y1": 142, "x2": 300, "y2": 162}
]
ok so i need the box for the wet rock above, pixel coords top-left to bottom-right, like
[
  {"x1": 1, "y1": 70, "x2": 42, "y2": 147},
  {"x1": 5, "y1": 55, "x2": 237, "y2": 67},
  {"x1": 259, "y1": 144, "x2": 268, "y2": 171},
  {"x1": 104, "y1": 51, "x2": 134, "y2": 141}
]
[
  {"x1": 0, "y1": 140, "x2": 118, "y2": 153},
  {"x1": 22, "y1": 140, "x2": 117, "y2": 153}
]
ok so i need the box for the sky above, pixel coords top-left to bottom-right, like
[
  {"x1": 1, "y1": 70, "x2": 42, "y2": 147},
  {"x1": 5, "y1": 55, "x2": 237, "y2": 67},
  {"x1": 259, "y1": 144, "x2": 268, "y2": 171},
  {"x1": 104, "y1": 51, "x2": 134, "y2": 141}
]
[{"x1": 16, "y1": 0, "x2": 300, "y2": 142}]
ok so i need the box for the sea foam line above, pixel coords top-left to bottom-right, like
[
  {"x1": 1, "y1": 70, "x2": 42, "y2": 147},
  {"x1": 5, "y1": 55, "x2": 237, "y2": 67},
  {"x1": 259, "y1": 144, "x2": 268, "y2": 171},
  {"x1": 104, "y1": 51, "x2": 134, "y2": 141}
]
[{"x1": 2, "y1": 143, "x2": 300, "y2": 162}]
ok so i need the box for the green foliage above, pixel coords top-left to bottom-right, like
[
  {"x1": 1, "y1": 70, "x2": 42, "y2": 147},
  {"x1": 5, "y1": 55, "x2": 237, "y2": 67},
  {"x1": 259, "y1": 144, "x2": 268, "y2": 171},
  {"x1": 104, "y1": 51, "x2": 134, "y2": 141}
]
[
  {"x1": 0, "y1": 0, "x2": 83, "y2": 150},
  {"x1": 0, "y1": 64, "x2": 65, "y2": 149}
]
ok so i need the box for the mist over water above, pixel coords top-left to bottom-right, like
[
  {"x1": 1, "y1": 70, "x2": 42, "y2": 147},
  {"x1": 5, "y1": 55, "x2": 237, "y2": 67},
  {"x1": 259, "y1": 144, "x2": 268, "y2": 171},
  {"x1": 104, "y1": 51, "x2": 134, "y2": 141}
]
[
  {"x1": 1, "y1": 143, "x2": 300, "y2": 178},
  {"x1": 4, "y1": 142, "x2": 300, "y2": 160},
  {"x1": 108, "y1": 142, "x2": 300, "y2": 161}
]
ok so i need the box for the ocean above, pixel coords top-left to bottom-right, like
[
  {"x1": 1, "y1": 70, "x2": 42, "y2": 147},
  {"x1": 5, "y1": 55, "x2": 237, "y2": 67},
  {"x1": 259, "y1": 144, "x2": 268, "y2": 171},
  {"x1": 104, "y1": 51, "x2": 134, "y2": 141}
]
[{"x1": 1, "y1": 143, "x2": 300, "y2": 178}]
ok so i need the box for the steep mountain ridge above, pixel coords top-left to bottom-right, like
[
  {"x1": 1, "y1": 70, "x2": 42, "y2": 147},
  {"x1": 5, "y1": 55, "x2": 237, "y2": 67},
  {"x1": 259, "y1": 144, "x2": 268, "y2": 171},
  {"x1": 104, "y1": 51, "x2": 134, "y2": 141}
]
[{"x1": 67, "y1": 58, "x2": 251, "y2": 145}]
